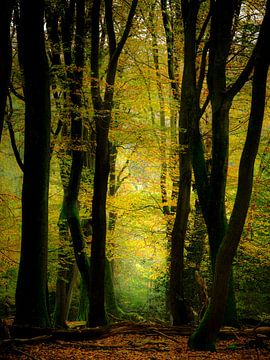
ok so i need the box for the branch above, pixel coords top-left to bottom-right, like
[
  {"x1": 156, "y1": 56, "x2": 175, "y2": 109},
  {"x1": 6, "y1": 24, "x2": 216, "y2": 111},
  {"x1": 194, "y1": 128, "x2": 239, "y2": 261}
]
[
  {"x1": 52, "y1": 119, "x2": 63, "y2": 137},
  {"x1": 196, "y1": 41, "x2": 209, "y2": 102},
  {"x1": 104, "y1": 0, "x2": 116, "y2": 56},
  {"x1": 9, "y1": 82, "x2": 25, "y2": 102},
  {"x1": 114, "y1": 145, "x2": 137, "y2": 195},
  {"x1": 6, "y1": 94, "x2": 24, "y2": 172},
  {"x1": 196, "y1": 9, "x2": 211, "y2": 49},
  {"x1": 226, "y1": 50, "x2": 255, "y2": 101},
  {"x1": 91, "y1": 0, "x2": 102, "y2": 106},
  {"x1": 160, "y1": 0, "x2": 179, "y2": 98},
  {"x1": 152, "y1": 329, "x2": 182, "y2": 344},
  {"x1": 107, "y1": 0, "x2": 138, "y2": 75},
  {"x1": 50, "y1": 119, "x2": 63, "y2": 156},
  {"x1": 200, "y1": 94, "x2": 210, "y2": 117}
]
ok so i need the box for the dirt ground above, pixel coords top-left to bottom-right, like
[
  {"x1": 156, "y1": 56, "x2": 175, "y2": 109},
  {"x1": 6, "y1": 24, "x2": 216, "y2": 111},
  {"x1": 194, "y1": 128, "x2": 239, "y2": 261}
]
[{"x1": 1, "y1": 331, "x2": 270, "y2": 360}]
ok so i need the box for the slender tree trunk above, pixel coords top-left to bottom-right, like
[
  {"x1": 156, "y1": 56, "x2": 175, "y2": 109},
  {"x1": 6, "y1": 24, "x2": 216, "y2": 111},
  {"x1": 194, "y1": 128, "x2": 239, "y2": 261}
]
[
  {"x1": 53, "y1": 206, "x2": 76, "y2": 327},
  {"x1": 54, "y1": 209, "x2": 70, "y2": 327},
  {"x1": 149, "y1": 11, "x2": 170, "y2": 216},
  {"x1": 206, "y1": 100, "x2": 237, "y2": 324},
  {"x1": 89, "y1": 0, "x2": 138, "y2": 327},
  {"x1": 204, "y1": 0, "x2": 240, "y2": 324},
  {"x1": 48, "y1": 0, "x2": 90, "y2": 326},
  {"x1": 169, "y1": 0, "x2": 200, "y2": 325},
  {"x1": 15, "y1": 0, "x2": 51, "y2": 327},
  {"x1": 192, "y1": 0, "x2": 256, "y2": 325},
  {"x1": 189, "y1": 2, "x2": 270, "y2": 349},
  {"x1": 160, "y1": 0, "x2": 180, "y2": 214},
  {"x1": 184, "y1": 198, "x2": 207, "y2": 315},
  {"x1": 89, "y1": 111, "x2": 110, "y2": 326},
  {"x1": 64, "y1": 0, "x2": 92, "y2": 305}
]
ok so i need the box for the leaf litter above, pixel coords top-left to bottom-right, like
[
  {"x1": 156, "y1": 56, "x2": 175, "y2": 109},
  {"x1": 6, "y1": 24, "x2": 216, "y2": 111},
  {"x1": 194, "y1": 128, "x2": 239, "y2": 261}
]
[
  {"x1": 1, "y1": 332, "x2": 270, "y2": 360},
  {"x1": 0, "y1": 323, "x2": 270, "y2": 360}
]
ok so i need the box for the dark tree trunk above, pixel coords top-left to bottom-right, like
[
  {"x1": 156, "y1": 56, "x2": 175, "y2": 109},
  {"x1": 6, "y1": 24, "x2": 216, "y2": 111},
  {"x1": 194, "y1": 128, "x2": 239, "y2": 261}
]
[
  {"x1": 192, "y1": 0, "x2": 256, "y2": 326},
  {"x1": 89, "y1": 0, "x2": 138, "y2": 327},
  {"x1": 189, "y1": 1, "x2": 270, "y2": 349},
  {"x1": 206, "y1": 100, "x2": 238, "y2": 325},
  {"x1": 47, "y1": 0, "x2": 90, "y2": 327},
  {"x1": 53, "y1": 208, "x2": 76, "y2": 327},
  {"x1": 169, "y1": 0, "x2": 200, "y2": 325},
  {"x1": 205, "y1": 0, "x2": 238, "y2": 325},
  {"x1": 46, "y1": 5, "x2": 71, "y2": 327},
  {"x1": 108, "y1": 142, "x2": 118, "y2": 234},
  {"x1": 160, "y1": 0, "x2": 180, "y2": 315},
  {"x1": 78, "y1": 257, "x2": 121, "y2": 321},
  {"x1": 63, "y1": 0, "x2": 91, "y2": 303},
  {"x1": 0, "y1": 0, "x2": 14, "y2": 140},
  {"x1": 54, "y1": 210, "x2": 70, "y2": 327},
  {"x1": 15, "y1": 0, "x2": 51, "y2": 327},
  {"x1": 184, "y1": 198, "x2": 207, "y2": 315},
  {"x1": 149, "y1": 10, "x2": 170, "y2": 216},
  {"x1": 160, "y1": 0, "x2": 180, "y2": 214},
  {"x1": 89, "y1": 110, "x2": 110, "y2": 326}
]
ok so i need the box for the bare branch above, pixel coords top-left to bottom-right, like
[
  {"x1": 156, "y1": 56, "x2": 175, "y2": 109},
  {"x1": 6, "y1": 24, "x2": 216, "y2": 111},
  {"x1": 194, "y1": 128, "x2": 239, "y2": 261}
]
[{"x1": 6, "y1": 93, "x2": 24, "y2": 172}]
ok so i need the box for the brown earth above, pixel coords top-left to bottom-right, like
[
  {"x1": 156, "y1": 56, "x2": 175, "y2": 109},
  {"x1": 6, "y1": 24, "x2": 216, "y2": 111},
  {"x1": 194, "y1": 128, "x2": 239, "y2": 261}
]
[{"x1": 1, "y1": 322, "x2": 270, "y2": 359}]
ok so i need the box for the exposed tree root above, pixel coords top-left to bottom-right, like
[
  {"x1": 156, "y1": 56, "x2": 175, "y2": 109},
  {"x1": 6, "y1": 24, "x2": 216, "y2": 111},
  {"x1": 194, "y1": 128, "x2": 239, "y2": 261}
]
[{"x1": 1, "y1": 321, "x2": 269, "y2": 349}]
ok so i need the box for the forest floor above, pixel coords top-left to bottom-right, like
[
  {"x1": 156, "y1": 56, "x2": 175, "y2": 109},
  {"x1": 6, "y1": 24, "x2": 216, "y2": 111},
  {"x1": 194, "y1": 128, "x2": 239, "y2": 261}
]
[{"x1": 1, "y1": 321, "x2": 270, "y2": 359}]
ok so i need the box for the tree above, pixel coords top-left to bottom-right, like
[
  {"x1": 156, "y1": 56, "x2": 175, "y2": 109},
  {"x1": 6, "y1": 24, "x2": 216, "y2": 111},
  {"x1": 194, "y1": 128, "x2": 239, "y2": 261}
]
[
  {"x1": 89, "y1": 0, "x2": 138, "y2": 326},
  {"x1": 15, "y1": 0, "x2": 51, "y2": 327},
  {"x1": 189, "y1": 0, "x2": 270, "y2": 350},
  {"x1": 161, "y1": 0, "x2": 210, "y2": 325},
  {"x1": 168, "y1": 0, "x2": 200, "y2": 325},
  {"x1": 45, "y1": 0, "x2": 91, "y2": 327},
  {"x1": 190, "y1": 0, "x2": 259, "y2": 325}
]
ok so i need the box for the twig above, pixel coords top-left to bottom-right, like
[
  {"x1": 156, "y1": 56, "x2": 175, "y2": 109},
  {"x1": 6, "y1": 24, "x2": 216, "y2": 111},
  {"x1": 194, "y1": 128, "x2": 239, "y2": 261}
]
[
  {"x1": 12, "y1": 346, "x2": 40, "y2": 360},
  {"x1": 152, "y1": 328, "x2": 181, "y2": 344},
  {"x1": 55, "y1": 341, "x2": 169, "y2": 352}
]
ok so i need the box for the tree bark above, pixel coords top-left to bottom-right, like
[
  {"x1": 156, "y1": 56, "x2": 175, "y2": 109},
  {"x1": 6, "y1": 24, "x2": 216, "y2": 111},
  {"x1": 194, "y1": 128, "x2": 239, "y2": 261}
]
[
  {"x1": 149, "y1": 10, "x2": 170, "y2": 216},
  {"x1": 15, "y1": 0, "x2": 51, "y2": 327},
  {"x1": 169, "y1": 0, "x2": 200, "y2": 325},
  {"x1": 160, "y1": 0, "x2": 180, "y2": 213},
  {"x1": 189, "y1": 1, "x2": 270, "y2": 349},
  {"x1": 89, "y1": 0, "x2": 138, "y2": 327},
  {"x1": 192, "y1": 0, "x2": 256, "y2": 325},
  {"x1": 63, "y1": 0, "x2": 91, "y2": 305}
]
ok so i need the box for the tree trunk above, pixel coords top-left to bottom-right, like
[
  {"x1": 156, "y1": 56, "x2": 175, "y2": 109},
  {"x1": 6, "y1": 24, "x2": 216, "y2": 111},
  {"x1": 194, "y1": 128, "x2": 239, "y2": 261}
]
[
  {"x1": 53, "y1": 210, "x2": 70, "y2": 327},
  {"x1": 184, "y1": 198, "x2": 207, "y2": 315},
  {"x1": 53, "y1": 208, "x2": 77, "y2": 327},
  {"x1": 206, "y1": 99, "x2": 238, "y2": 325},
  {"x1": 78, "y1": 256, "x2": 121, "y2": 321},
  {"x1": 89, "y1": 0, "x2": 138, "y2": 327},
  {"x1": 89, "y1": 112, "x2": 110, "y2": 326},
  {"x1": 205, "y1": 0, "x2": 240, "y2": 325},
  {"x1": 189, "y1": 2, "x2": 270, "y2": 349},
  {"x1": 192, "y1": 0, "x2": 256, "y2": 325},
  {"x1": 169, "y1": 0, "x2": 199, "y2": 325},
  {"x1": 15, "y1": 0, "x2": 51, "y2": 327},
  {"x1": 149, "y1": 10, "x2": 170, "y2": 216},
  {"x1": 160, "y1": 0, "x2": 180, "y2": 215}
]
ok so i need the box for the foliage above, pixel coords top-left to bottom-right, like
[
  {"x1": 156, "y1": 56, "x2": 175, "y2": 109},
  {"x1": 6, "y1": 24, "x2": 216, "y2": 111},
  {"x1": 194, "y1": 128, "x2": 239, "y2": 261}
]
[{"x1": 0, "y1": 0, "x2": 269, "y2": 334}]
